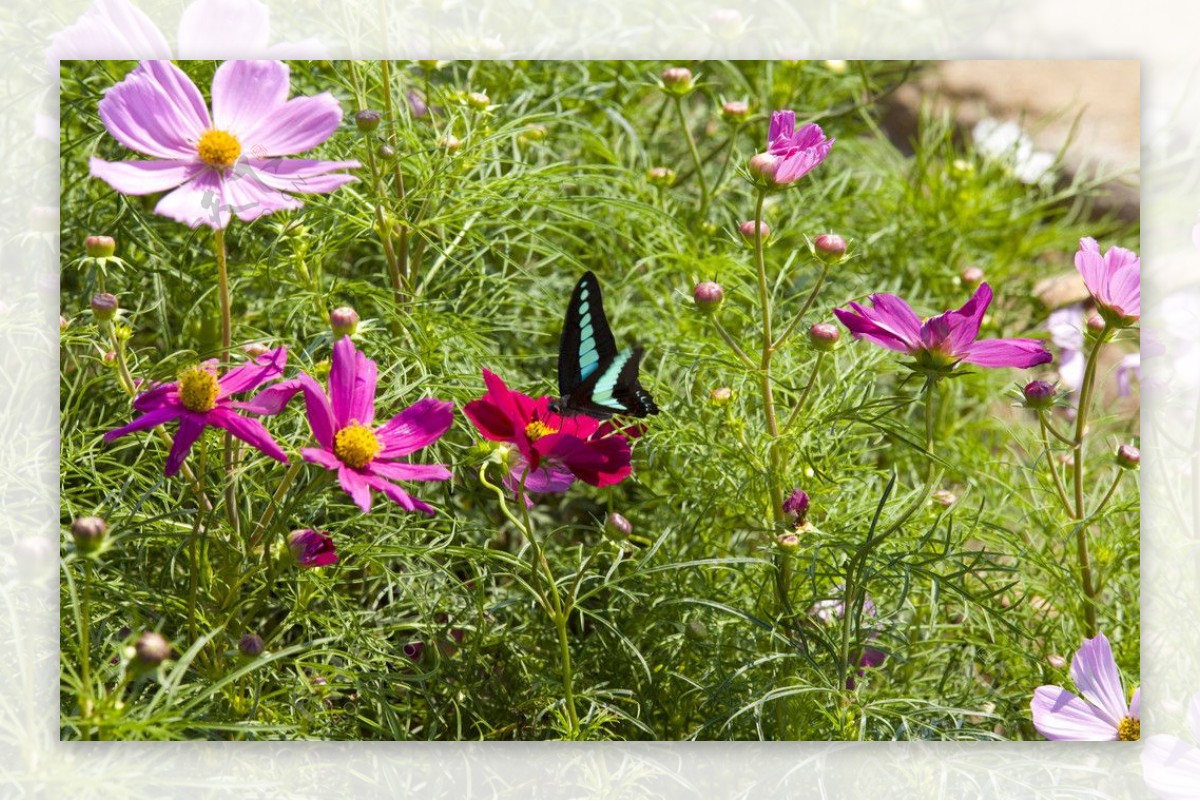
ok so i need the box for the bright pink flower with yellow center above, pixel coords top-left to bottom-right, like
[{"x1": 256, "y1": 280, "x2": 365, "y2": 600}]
[
  {"x1": 89, "y1": 60, "x2": 359, "y2": 229},
  {"x1": 104, "y1": 346, "x2": 290, "y2": 476},
  {"x1": 248, "y1": 337, "x2": 453, "y2": 515}
]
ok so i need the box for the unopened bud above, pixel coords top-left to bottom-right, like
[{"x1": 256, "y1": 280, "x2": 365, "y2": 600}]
[
  {"x1": 71, "y1": 516, "x2": 108, "y2": 555},
  {"x1": 1087, "y1": 314, "x2": 1106, "y2": 334},
  {"x1": 85, "y1": 235, "x2": 116, "y2": 258},
  {"x1": 748, "y1": 152, "x2": 780, "y2": 183},
  {"x1": 782, "y1": 488, "x2": 810, "y2": 527},
  {"x1": 710, "y1": 387, "x2": 734, "y2": 405},
  {"x1": 466, "y1": 91, "x2": 490, "y2": 109},
  {"x1": 932, "y1": 489, "x2": 957, "y2": 507},
  {"x1": 960, "y1": 266, "x2": 984, "y2": 289},
  {"x1": 90, "y1": 292, "x2": 118, "y2": 322},
  {"x1": 646, "y1": 166, "x2": 676, "y2": 187},
  {"x1": 1116, "y1": 444, "x2": 1140, "y2": 470},
  {"x1": 721, "y1": 100, "x2": 750, "y2": 122},
  {"x1": 238, "y1": 633, "x2": 264, "y2": 657},
  {"x1": 439, "y1": 134, "x2": 462, "y2": 151},
  {"x1": 685, "y1": 618, "x2": 709, "y2": 641},
  {"x1": 134, "y1": 631, "x2": 171, "y2": 669},
  {"x1": 605, "y1": 512, "x2": 633, "y2": 538},
  {"x1": 355, "y1": 109, "x2": 382, "y2": 133},
  {"x1": 739, "y1": 220, "x2": 770, "y2": 243},
  {"x1": 693, "y1": 281, "x2": 724, "y2": 312},
  {"x1": 329, "y1": 306, "x2": 359, "y2": 338},
  {"x1": 660, "y1": 66, "x2": 694, "y2": 94},
  {"x1": 1048, "y1": 654, "x2": 1067, "y2": 669},
  {"x1": 60, "y1": 315, "x2": 70, "y2": 332},
  {"x1": 377, "y1": 143, "x2": 396, "y2": 160},
  {"x1": 1022, "y1": 380, "x2": 1056, "y2": 410},
  {"x1": 813, "y1": 233, "x2": 848, "y2": 264},
  {"x1": 243, "y1": 342, "x2": 270, "y2": 359},
  {"x1": 808, "y1": 322, "x2": 840, "y2": 352}
]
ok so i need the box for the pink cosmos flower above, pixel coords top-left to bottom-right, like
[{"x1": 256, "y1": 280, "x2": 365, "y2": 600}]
[
  {"x1": 104, "y1": 346, "x2": 290, "y2": 476},
  {"x1": 748, "y1": 110, "x2": 834, "y2": 186},
  {"x1": 462, "y1": 370, "x2": 632, "y2": 497},
  {"x1": 1075, "y1": 237, "x2": 1140, "y2": 326},
  {"x1": 287, "y1": 528, "x2": 338, "y2": 568},
  {"x1": 833, "y1": 283, "x2": 1053, "y2": 372},
  {"x1": 248, "y1": 337, "x2": 453, "y2": 515},
  {"x1": 1142, "y1": 692, "x2": 1200, "y2": 799},
  {"x1": 89, "y1": 60, "x2": 359, "y2": 229},
  {"x1": 1030, "y1": 633, "x2": 1140, "y2": 741}
]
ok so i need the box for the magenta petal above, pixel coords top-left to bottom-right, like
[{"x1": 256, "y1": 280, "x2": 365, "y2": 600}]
[
  {"x1": 369, "y1": 460, "x2": 452, "y2": 483},
  {"x1": 89, "y1": 158, "x2": 199, "y2": 195},
  {"x1": 98, "y1": 60, "x2": 211, "y2": 159},
  {"x1": 300, "y1": 446, "x2": 342, "y2": 471},
  {"x1": 768, "y1": 110, "x2": 795, "y2": 145},
  {"x1": 1069, "y1": 633, "x2": 1129, "y2": 728},
  {"x1": 207, "y1": 407, "x2": 287, "y2": 463},
  {"x1": 239, "y1": 93, "x2": 346, "y2": 157},
  {"x1": 462, "y1": 371, "x2": 522, "y2": 442},
  {"x1": 240, "y1": 158, "x2": 360, "y2": 194},
  {"x1": 246, "y1": 374, "x2": 336, "y2": 449},
  {"x1": 1031, "y1": 686, "x2": 1116, "y2": 741},
  {"x1": 1107, "y1": 266, "x2": 1141, "y2": 318},
  {"x1": 945, "y1": 283, "x2": 993, "y2": 352},
  {"x1": 337, "y1": 466, "x2": 373, "y2": 513},
  {"x1": 105, "y1": 404, "x2": 183, "y2": 441},
  {"x1": 865, "y1": 294, "x2": 923, "y2": 342},
  {"x1": 833, "y1": 306, "x2": 913, "y2": 353},
  {"x1": 164, "y1": 412, "x2": 208, "y2": 476},
  {"x1": 1075, "y1": 246, "x2": 1110, "y2": 299},
  {"x1": 363, "y1": 472, "x2": 436, "y2": 515},
  {"x1": 329, "y1": 337, "x2": 376, "y2": 427},
  {"x1": 218, "y1": 346, "x2": 288, "y2": 396},
  {"x1": 376, "y1": 398, "x2": 455, "y2": 457},
  {"x1": 154, "y1": 171, "x2": 230, "y2": 230},
  {"x1": 210, "y1": 60, "x2": 290, "y2": 139},
  {"x1": 510, "y1": 462, "x2": 576, "y2": 494},
  {"x1": 961, "y1": 338, "x2": 1053, "y2": 369},
  {"x1": 131, "y1": 382, "x2": 177, "y2": 412}
]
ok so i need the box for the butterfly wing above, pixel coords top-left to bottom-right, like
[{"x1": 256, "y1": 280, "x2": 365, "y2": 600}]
[
  {"x1": 569, "y1": 347, "x2": 659, "y2": 419},
  {"x1": 558, "y1": 271, "x2": 618, "y2": 398}
]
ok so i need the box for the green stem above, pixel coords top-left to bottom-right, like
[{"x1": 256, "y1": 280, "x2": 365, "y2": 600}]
[
  {"x1": 79, "y1": 559, "x2": 93, "y2": 729},
  {"x1": 751, "y1": 190, "x2": 783, "y2": 525},
  {"x1": 214, "y1": 227, "x2": 240, "y2": 534},
  {"x1": 378, "y1": 59, "x2": 412, "y2": 287},
  {"x1": 711, "y1": 317, "x2": 755, "y2": 369},
  {"x1": 248, "y1": 460, "x2": 304, "y2": 559},
  {"x1": 1071, "y1": 330, "x2": 1111, "y2": 637},
  {"x1": 783, "y1": 350, "x2": 825, "y2": 431},
  {"x1": 1038, "y1": 413, "x2": 1074, "y2": 516},
  {"x1": 772, "y1": 262, "x2": 830, "y2": 353},
  {"x1": 673, "y1": 95, "x2": 710, "y2": 218}
]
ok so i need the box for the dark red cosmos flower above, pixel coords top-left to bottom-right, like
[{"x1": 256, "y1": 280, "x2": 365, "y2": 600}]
[{"x1": 462, "y1": 369, "x2": 632, "y2": 495}]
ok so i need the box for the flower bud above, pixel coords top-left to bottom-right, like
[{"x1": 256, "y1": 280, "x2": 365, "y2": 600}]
[
  {"x1": 721, "y1": 100, "x2": 750, "y2": 123},
  {"x1": 693, "y1": 281, "x2": 724, "y2": 313},
  {"x1": 243, "y1": 342, "x2": 270, "y2": 359},
  {"x1": 748, "y1": 152, "x2": 780, "y2": 183},
  {"x1": 60, "y1": 315, "x2": 70, "y2": 332},
  {"x1": 960, "y1": 266, "x2": 984, "y2": 289},
  {"x1": 354, "y1": 109, "x2": 382, "y2": 133},
  {"x1": 782, "y1": 488, "x2": 810, "y2": 527},
  {"x1": 1087, "y1": 314, "x2": 1106, "y2": 334},
  {"x1": 238, "y1": 633, "x2": 264, "y2": 658},
  {"x1": 518, "y1": 124, "x2": 547, "y2": 145},
  {"x1": 1116, "y1": 444, "x2": 1140, "y2": 470},
  {"x1": 377, "y1": 144, "x2": 396, "y2": 160},
  {"x1": 1022, "y1": 380, "x2": 1056, "y2": 410},
  {"x1": 329, "y1": 306, "x2": 359, "y2": 338},
  {"x1": 85, "y1": 235, "x2": 116, "y2": 258},
  {"x1": 605, "y1": 512, "x2": 633, "y2": 538},
  {"x1": 813, "y1": 233, "x2": 848, "y2": 264},
  {"x1": 685, "y1": 618, "x2": 709, "y2": 641},
  {"x1": 90, "y1": 292, "x2": 118, "y2": 322},
  {"x1": 71, "y1": 516, "x2": 108, "y2": 555},
  {"x1": 776, "y1": 532, "x2": 800, "y2": 550},
  {"x1": 710, "y1": 386, "x2": 734, "y2": 406},
  {"x1": 660, "y1": 66, "x2": 694, "y2": 94},
  {"x1": 1048, "y1": 654, "x2": 1067, "y2": 669},
  {"x1": 407, "y1": 90, "x2": 429, "y2": 118},
  {"x1": 466, "y1": 91, "x2": 490, "y2": 109},
  {"x1": 134, "y1": 631, "x2": 171, "y2": 669},
  {"x1": 646, "y1": 166, "x2": 676, "y2": 187},
  {"x1": 439, "y1": 134, "x2": 462, "y2": 151},
  {"x1": 739, "y1": 220, "x2": 770, "y2": 243},
  {"x1": 932, "y1": 489, "x2": 957, "y2": 507},
  {"x1": 287, "y1": 529, "x2": 338, "y2": 568},
  {"x1": 807, "y1": 322, "x2": 840, "y2": 352}
]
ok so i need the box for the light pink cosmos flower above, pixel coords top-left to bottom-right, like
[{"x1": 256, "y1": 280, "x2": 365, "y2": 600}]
[
  {"x1": 104, "y1": 346, "x2": 290, "y2": 476},
  {"x1": 833, "y1": 283, "x2": 1053, "y2": 372},
  {"x1": 249, "y1": 337, "x2": 453, "y2": 515},
  {"x1": 1143, "y1": 692, "x2": 1200, "y2": 799},
  {"x1": 89, "y1": 60, "x2": 359, "y2": 230},
  {"x1": 1075, "y1": 237, "x2": 1140, "y2": 326},
  {"x1": 749, "y1": 110, "x2": 834, "y2": 186},
  {"x1": 1031, "y1": 632, "x2": 1140, "y2": 741}
]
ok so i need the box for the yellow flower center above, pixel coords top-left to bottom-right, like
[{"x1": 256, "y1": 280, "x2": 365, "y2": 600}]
[
  {"x1": 1117, "y1": 716, "x2": 1140, "y2": 741},
  {"x1": 177, "y1": 365, "x2": 219, "y2": 412},
  {"x1": 197, "y1": 129, "x2": 242, "y2": 169},
  {"x1": 524, "y1": 421, "x2": 558, "y2": 442},
  {"x1": 334, "y1": 422, "x2": 381, "y2": 469}
]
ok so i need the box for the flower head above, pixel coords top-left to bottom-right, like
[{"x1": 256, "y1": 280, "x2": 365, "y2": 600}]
[
  {"x1": 89, "y1": 60, "x2": 359, "y2": 229},
  {"x1": 833, "y1": 283, "x2": 1052, "y2": 374},
  {"x1": 462, "y1": 370, "x2": 632, "y2": 498},
  {"x1": 1031, "y1": 632, "x2": 1140, "y2": 740},
  {"x1": 104, "y1": 347, "x2": 291, "y2": 476},
  {"x1": 249, "y1": 338, "x2": 453, "y2": 515},
  {"x1": 749, "y1": 110, "x2": 834, "y2": 186},
  {"x1": 286, "y1": 528, "x2": 338, "y2": 567},
  {"x1": 1075, "y1": 237, "x2": 1140, "y2": 326}
]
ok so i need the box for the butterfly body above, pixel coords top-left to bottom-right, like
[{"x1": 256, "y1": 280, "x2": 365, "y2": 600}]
[{"x1": 550, "y1": 272, "x2": 658, "y2": 420}]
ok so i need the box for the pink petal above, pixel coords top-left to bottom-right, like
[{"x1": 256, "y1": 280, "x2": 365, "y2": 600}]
[
  {"x1": 376, "y1": 398, "x2": 455, "y2": 457},
  {"x1": 154, "y1": 170, "x2": 230, "y2": 230},
  {"x1": 176, "y1": 0, "x2": 270, "y2": 58},
  {"x1": 961, "y1": 338, "x2": 1053, "y2": 369},
  {"x1": 507, "y1": 461, "x2": 576, "y2": 494},
  {"x1": 104, "y1": 404, "x2": 183, "y2": 441},
  {"x1": 866, "y1": 294, "x2": 923, "y2": 342},
  {"x1": 210, "y1": 60, "x2": 290, "y2": 140},
  {"x1": 1078, "y1": 236, "x2": 1100, "y2": 254},
  {"x1": 98, "y1": 61, "x2": 211, "y2": 159},
  {"x1": 300, "y1": 446, "x2": 342, "y2": 471},
  {"x1": 240, "y1": 158, "x2": 360, "y2": 194},
  {"x1": 833, "y1": 305, "x2": 914, "y2": 353},
  {"x1": 329, "y1": 337, "x2": 376, "y2": 427},
  {"x1": 1188, "y1": 692, "x2": 1200, "y2": 740},
  {"x1": 221, "y1": 169, "x2": 305, "y2": 223},
  {"x1": 47, "y1": 0, "x2": 171, "y2": 66},
  {"x1": 164, "y1": 412, "x2": 209, "y2": 476},
  {"x1": 131, "y1": 382, "x2": 177, "y2": 412},
  {"x1": 368, "y1": 460, "x2": 452, "y2": 483},
  {"x1": 363, "y1": 473, "x2": 436, "y2": 515},
  {"x1": 945, "y1": 283, "x2": 993, "y2": 353},
  {"x1": 217, "y1": 346, "x2": 288, "y2": 397},
  {"x1": 337, "y1": 466, "x2": 373, "y2": 513},
  {"x1": 89, "y1": 157, "x2": 199, "y2": 195},
  {"x1": 1031, "y1": 686, "x2": 1116, "y2": 741},
  {"x1": 238, "y1": 94, "x2": 346, "y2": 157},
  {"x1": 1069, "y1": 633, "x2": 1129, "y2": 728},
  {"x1": 1075, "y1": 246, "x2": 1110, "y2": 299},
  {"x1": 207, "y1": 407, "x2": 287, "y2": 464},
  {"x1": 246, "y1": 374, "x2": 335, "y2": 449},
  {"x1": 1107, "y1": 265, "x2": 1141, "y2": 318},
  {"x1": 1129, "y1": 687, "x2": 1140, "y2": 720},
  {"x1": 1142, "y1": 735, "x2": 1200, "y2": 800},
  {"x1": 768, "y1": 110, "x2": 795, "y2": 145}
]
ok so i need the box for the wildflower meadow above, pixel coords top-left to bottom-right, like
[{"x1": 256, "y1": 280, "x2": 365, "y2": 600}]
[{"x1": 58, "y1": 59, "x2": 1140, "y2": 741}]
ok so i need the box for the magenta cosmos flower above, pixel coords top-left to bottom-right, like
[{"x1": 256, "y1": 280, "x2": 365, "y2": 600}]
[
  {"x1": 89, "y1": 60, "x2": 359, "y2": 229},
  {"x1": 462, "y1": 370, "x2": 632, "y2": 496},
  {"x1": 833, "y1": 283, "x2": 1053, "y2": 372},
  {"x1": 248, "y1": 337, "x2": 453, "y2": 515},
  {"x1": 1031, "y1": 633, "x2": 1140, "y2": 741},
  {"x1": 1075, "y1": 237, "x2": 1140, "y2": 326},
  {"x1": 287, "y1": 528, "x2": 337, "y2": 568},
  {"x1": 748, "y1": 110, "x2": 834, "y2": 186},
  {"x1": 104, "y1": 346, "x2": 290, "y2": 476}
]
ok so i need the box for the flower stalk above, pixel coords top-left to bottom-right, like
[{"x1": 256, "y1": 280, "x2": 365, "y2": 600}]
[{"x1": 672, "y1": 95, "x2": 710, "y2": 218}]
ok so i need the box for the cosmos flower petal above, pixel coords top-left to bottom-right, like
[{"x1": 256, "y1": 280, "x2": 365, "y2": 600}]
[
  {"x1": 328, "y1": 336, "x2": 376, "y2": 427},
  {"x1": 89, "y1": 157, "x2": 200, "y2": 195},
  {"x1": 300, "y1": 446, "x2": 343, "y2": 471},
  {"x1": 221, "y1": 168, "x2": 305, "y2": 222},
  {"x1": 47, "y1": 0, "x2": 172, "y2": 66},
  {"x1": 241, "y1": 158, "x2": 361, "y2": 194},
  {"x1": 97, "y1": 60, "x2": 211, "y2": 159},
  {"x1": 945, "y1": 283, "x2": 993, "y2": 352},
  {"x1": 217, "y1": 346, "x2": 288, "y2": 396},
  {"x1": 865, "y1": 293, "x2": 923, "y2": 343},
  {"x1": 154, "y1": 171, "x2": 230, "y2": 230},
  {"x1": 104, "y1": 404, "x2": 184, "y2": 441},
  {"x1": 1031, "y1": 686, "x2": 1117, "y2": 741},
  {"x1": 1069, "y1": 633, "x2": 1129, "y2": 729},
  {"x1": 1142, "y1": 735, "x2": 1200, "y2": 800},
  {"x1": 1108, "y1": 265, "x2": 1141, "y2": 318},
  {"x1": 768, "y1": 110, "x2": 795, "y2": 143},
  {"x1": 462, "y1": 370, "x2": 524, "y2": 443},
  {"x1": 369, "y1": 460, "x2": 453, "y2": 483},
  {"x1": 376, "y1": 398, "x2": 455, "y2": 457},
  {"x1": 337, "y1": 466, "x2": 373, "y2": 514},
  {"x1": 833, "y1": 306, "x2": 914, "y2": 352},
  {"x1": 1130, "y1": 688, "x2": 1141, "y2": 720},
  {"x1": 177, "y1": 0, "x2": 271, "y2": 59},
  {"x1": 206, "y1": 407, "x2": 288, "y2": 463},
  {"x1": 164, "y1": 412, "x2": 208, "y2": 477},
  {"x1": 364, "y1": 473, "x2": 436, "y2": 516},
  {"x1": 210, "y1": 59, "x2": 290, "y2": 139},
  {"x1": 239, "y1": 94, "x2": 347, "y2": 157},
  {"x1": 962, "y1": 338, "x2": 1053, "y2": 369},
  {"x1": 505, "y1": 461, "x2": 576, "y2": 496},
  {"x1": 131, "y1": 382, "x2": 177, "y2": 412}
]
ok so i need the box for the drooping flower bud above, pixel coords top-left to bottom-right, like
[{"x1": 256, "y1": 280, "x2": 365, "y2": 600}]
[
  {"x1": 710, "y1": 387, "x2": 734, "y2": 406},
  {"x1": 1116, "y1": 444, "x2": 1140, "y2": 470},
  {"x1": 605, "y1": 512, "x2": 633, "y2": 538},
  {"x1": 287, "y1": 529, "x2": 338, "y2": 568},
  {"x1": 782, "y1": 488, "x2": 810, "y2": 527},
  {"x1": 721, "y1": 100, "x2": 750, "y2": 123},
  {"x1": 693, "y1": 281, "x2": 724, "y2": 313},
  {"x1": 71, "y1": 516, "x2": 108, "y2": 555},
  {"x1": 85, "y1": 235, "x2": 116, "y2": 258},
  {"x1": 960, "y1": 266, "x2": 985, "y2": 289},
  {"x1": 813, "y1": 233, "x2": 848, "y2": 264},
  {"x1": 354, "y1": 109, "x2": 382, "y2": 133},
  {"x1": 646, "y1": 166, "x2": 676, "y2": 187},
  {"x1": 133, "y1": 631, "x2": 171, "y2": 670},
  {"x1": 807, "y1": 322, "x2": 840, "y2": 352},
  {"x1": 1022, "y1": 380, "x2": 1056, "y2": 410},
  {"x1": 739, "y1": 220, "x2": 770, "y2": 243},
  {"x1": 329, "y1": 306, "x2": 359, "y2": 339},
  {"x1": 660, "y1": 66, "x2": 695, "y2": 94},
  {"x1": 238, "y1": 633, "x2": 265, "y2": 658},
  {"x1": 90, "y1": 292, "x2": 118, "y2": 322}
]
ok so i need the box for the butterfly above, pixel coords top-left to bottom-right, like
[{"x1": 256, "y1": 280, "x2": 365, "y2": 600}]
[{"x1": 548, "y1": 271, "x2": 659, "y2": 420}]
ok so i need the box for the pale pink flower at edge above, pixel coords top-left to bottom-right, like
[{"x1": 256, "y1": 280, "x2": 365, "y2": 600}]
[
  {"x1": 89, "y1": 59, "x2": 359, "y2": 229},
  {"x1": 1030, "y1": 633, "x2": 1140, "y2": 741},
  {"x1": 1143, "y1": 693, "x2": 1200, "y2": 799},
  {"x1": 1075, "y1": 237, "x2": 1141, "y2": 326}
]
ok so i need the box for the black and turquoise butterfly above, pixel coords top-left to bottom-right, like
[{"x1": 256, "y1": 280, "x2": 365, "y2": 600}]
[{"x1": 549, "y1": 271, "x2": 659, "y2": 420}]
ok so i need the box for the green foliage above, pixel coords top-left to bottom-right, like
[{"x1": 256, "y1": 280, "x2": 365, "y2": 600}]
[{"x1": 59, "y1": 59, "x2": 1139, "y2": 741}]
